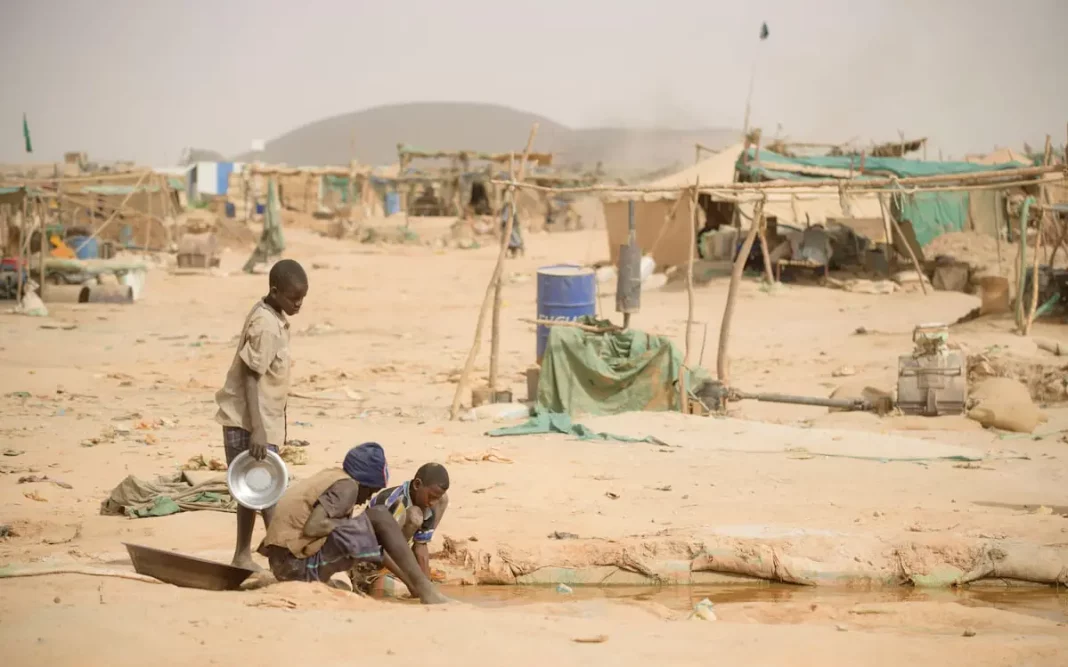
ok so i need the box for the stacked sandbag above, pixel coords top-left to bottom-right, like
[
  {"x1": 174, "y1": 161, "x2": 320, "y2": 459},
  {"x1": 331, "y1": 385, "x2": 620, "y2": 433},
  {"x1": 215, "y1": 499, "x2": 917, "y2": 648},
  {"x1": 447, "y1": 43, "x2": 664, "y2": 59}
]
[{"x1": 967, "y1": 377, "x2": 1048, "y2": 433}]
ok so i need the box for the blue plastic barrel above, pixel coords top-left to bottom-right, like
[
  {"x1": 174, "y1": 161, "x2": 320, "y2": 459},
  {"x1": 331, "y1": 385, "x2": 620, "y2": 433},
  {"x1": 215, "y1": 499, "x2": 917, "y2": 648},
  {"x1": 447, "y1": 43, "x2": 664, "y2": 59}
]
[
  {"x1": 536, "y1": 265, "x2": 597, "y2": 362},
  {"x1": 67, "y1": 235, "x2": 99, "y2": 260},
  {"x1": 225, "y1": 202, "x2": 236, "y2": 218},
  {"x1": 255, "y1": 202, "x2": 265, "y2": 215},
  {"x1": 385, "y1": 192, "x2": 401, "y2": 216}
]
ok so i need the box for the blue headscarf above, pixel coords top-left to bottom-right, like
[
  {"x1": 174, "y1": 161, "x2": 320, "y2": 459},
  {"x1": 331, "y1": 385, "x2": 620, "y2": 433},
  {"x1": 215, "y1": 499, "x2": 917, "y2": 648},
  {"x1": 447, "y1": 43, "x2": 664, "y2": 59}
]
[{"x1": 342, "y1": 442, "x2": 389, "y2": 489}]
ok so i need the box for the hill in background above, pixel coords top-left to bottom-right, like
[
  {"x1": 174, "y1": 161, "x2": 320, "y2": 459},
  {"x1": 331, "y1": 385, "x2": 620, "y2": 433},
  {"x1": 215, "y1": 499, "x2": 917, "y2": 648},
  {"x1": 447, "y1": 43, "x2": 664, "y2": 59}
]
[{"x1": 234, "y1": 102, "x2": 738, "y2": 172}]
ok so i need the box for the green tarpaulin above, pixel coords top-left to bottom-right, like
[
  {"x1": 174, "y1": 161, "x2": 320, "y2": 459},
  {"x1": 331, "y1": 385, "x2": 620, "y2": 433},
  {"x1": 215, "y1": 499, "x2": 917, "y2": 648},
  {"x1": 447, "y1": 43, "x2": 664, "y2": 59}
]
[
  {"x1": 534, "y1": 318, "x2": 709, "y2": 416},
  {"x1": 893, "y1": 190, "x2": 971, "y2": 247},
  {"x1": 487, "y1": 411, "x2": 664, "y2": 443},
  {"x1": 734, "y1": 148, "x2": 1031, "y2": 249},
  {"x1": 735, "y1": 148, "x2": 1028, "y2": 181}
]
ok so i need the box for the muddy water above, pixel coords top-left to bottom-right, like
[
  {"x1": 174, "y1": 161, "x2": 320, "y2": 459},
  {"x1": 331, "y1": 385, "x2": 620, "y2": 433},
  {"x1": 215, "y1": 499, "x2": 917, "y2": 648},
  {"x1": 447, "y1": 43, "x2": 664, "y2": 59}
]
[{"x1": 437, "y1": 583, "x2": 1068, "y2": 623}]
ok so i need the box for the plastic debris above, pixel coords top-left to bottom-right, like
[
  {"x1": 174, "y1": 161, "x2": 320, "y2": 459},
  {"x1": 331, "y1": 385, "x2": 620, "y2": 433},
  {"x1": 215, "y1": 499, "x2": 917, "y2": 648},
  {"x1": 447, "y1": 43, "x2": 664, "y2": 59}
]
[{"x1": 691, "y1": 598, "x2": 717, "y2": 621}]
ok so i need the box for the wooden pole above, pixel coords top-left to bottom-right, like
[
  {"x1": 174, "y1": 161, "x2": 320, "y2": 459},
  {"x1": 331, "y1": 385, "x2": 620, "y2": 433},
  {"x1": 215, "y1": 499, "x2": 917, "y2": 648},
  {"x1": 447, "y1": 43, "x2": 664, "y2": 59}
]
[
  {"x1": 717, "y1": 197, "x2": 764, "y2": 384},
  {"x1": 38, "y1": 197, "x2": 46, "y2": 290},
  {"x1": 1023, "y1": 221, "x2": 1043, "y2": 336},
  {"x1": 757, "y1": 219, "x2": 775, "y2": 283},
  {"x1": 450, "y1": 123, "x2": 539, "y2": 419},
  {"x1": 993, "y1": 191, "x2": 1004, "y2": 273},
  {"x1": 77, "y1": 169, "x2": 151, "y2": 246},
  {"x1": 16, "y1": 196, "x2": 26, "y2": 303},
  {"x1": 681, "y1": 180, "x2": 700, "y2": 413},
  {"x1": 880, "y1": 193, "x2": 928, "y2": 295},
  {"x1": 488, "y1": 152, "x2": 516, "y2": 393},
  {"x1": 488, "y1": 163, "x2": 1066, "y2": 196},
  {"x1": 144, "y1": 176, "x2": 153, "y2": 252}
]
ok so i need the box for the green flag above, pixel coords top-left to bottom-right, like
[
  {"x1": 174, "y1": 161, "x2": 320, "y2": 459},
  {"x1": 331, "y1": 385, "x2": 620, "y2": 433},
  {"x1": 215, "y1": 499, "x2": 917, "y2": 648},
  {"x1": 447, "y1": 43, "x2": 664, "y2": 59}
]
[
  {"x1": 760, "y1": 22, "x2": 769, "y2": 40},
  {"x1": 22, "y1": 113, "x2": 32, "y2": 153}
]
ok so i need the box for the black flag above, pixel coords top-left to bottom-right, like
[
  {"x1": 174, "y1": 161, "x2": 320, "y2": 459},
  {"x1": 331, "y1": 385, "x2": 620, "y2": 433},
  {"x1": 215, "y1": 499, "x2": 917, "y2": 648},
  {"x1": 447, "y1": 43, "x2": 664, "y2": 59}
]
[{"x1": 760, "y1": 22, "x2": 769, "y2": 40}]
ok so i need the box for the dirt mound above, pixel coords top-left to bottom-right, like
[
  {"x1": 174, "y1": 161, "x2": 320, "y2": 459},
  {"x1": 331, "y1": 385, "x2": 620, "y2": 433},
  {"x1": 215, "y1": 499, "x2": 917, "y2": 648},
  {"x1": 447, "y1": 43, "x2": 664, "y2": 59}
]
[{"x1": 968, "y1": 352, "x2": 1068, "y2": 404}]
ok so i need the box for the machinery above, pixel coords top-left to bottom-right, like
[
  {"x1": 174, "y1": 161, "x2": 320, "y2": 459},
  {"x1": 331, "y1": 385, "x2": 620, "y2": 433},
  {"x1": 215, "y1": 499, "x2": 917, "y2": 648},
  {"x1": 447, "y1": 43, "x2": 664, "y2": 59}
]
[
  {"x1": 895, "y1": 323, "x2": 966, "y2": 416},
  {"x1": 693, "y1": 379, "x2": 890, "y2": 414},
  {"x1": 176, "y1": 231, "x2": 220, "y2": 270},
  {"x1": 691, "y1": 322, "x2": 966, "y2": 417}
]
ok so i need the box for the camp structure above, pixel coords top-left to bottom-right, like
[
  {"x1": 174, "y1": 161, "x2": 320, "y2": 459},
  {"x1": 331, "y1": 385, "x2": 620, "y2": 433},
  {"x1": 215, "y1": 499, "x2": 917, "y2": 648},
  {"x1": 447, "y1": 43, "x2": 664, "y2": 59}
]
[
  {"x1": 600, "y1": 138, "x2": 1065, "y2": 271},
  {"x1": 601, "y1": 144, "x2": 745, "y2": 268},
  {"x1": 392, "y1": 144, "x2": 555, "y2": 218},
  {"x1": 0, "y1": 169, "x2": 179, "y2": 254},
  {"x1": 735, "y1": 147, "x2": 1054, "y2": 248}
]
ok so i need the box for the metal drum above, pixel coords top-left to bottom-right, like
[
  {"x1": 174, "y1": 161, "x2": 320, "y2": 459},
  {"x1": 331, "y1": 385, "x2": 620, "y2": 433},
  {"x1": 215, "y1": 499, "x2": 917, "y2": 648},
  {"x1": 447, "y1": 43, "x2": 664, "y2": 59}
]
[{"x1": 535, "y1": 264, "x2": 596, "y2": 363}]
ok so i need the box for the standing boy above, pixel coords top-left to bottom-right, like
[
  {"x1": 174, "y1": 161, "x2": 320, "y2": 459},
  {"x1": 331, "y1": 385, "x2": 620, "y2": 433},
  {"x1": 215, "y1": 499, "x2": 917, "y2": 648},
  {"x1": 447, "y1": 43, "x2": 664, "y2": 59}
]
[{"x1": 215, "y1": 258, "x2": 308, "y2": 569}]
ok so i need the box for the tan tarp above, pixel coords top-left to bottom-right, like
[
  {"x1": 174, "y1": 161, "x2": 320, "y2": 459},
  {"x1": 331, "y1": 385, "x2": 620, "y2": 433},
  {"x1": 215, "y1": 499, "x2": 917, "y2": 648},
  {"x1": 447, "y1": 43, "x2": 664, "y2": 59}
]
[
  {"x1": 601, "y1": 144, "x2": 744, "y2": 267},
  {"x1": 604, "y1": 198, "x2": 698, "y2": 268},
  {"x1": 965, "y1": 148, "x2": 1031, "y2": 166},
  {"x1": 603, "y1": 143, "x2": 745, "y2": 203},
  {"x1": 733, "y1": 187, "x2": 884, "y2": 230}
]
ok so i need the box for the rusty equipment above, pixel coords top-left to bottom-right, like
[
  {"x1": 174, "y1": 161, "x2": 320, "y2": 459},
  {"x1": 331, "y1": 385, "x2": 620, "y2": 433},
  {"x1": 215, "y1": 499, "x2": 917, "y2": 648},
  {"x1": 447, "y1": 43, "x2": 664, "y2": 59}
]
[
  {"x1": 896, "y1": 323, "x2": 966, "y2": 416},
  {"x1": 692, "y1": 379, "x2": 887, "y2": 414},
  {"x1": 176, "y1": 231, "x2": 220, "y2": 269},
  {"x1": 615, "y1": 201, "x2": 641, "y2": 328},
  {"x1": 124, "y1": 543, "x2": 253, "y2": 590}
]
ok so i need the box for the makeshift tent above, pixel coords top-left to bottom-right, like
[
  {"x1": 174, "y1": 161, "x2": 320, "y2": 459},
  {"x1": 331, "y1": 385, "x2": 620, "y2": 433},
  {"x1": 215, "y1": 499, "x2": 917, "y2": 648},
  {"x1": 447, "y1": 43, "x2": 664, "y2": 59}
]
[
  {"x1": 535, "y1": 319, "x2": 709, "y2": 416},
  {"x1": 736, "y1": 148, "x2": 1026, "y2": 182},
  {"x1": 602, "y1": 143, "x2": 743, "y2": 267},
  {"x1": 735, "y1": 148, "x2": 1037, "y2": 247}
]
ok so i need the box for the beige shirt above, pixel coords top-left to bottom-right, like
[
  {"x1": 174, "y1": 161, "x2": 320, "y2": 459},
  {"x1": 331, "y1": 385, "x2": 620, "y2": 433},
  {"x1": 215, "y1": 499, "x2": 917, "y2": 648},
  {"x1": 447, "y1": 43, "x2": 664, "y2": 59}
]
[{"x1": 215, "y1": 299, "x2": 291, "y2": 445}]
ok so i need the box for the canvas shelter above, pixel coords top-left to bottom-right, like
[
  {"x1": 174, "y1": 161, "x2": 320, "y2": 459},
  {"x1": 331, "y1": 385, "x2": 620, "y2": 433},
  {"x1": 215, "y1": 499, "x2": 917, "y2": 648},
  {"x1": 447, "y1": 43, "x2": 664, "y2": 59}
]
[{"x1": 602, "y1": 143, "x2": 743, "y2": 268}]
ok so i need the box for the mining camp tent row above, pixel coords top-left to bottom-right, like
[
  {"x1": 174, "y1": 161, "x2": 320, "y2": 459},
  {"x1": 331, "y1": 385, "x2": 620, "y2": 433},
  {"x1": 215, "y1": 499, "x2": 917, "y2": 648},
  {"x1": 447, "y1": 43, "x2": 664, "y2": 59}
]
[{"x1": 602, "y1": 144, "x2": 1046, "y2": 268}]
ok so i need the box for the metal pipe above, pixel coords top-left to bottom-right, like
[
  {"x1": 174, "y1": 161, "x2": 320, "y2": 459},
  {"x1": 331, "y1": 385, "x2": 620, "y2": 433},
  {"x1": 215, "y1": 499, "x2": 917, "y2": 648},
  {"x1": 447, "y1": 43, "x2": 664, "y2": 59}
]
[
  {"x1": 42, "y1": 284, "x2": 90, "y2": 303},
  {"x1": 85, "y1": 284, "x2": 133, "y2": 304},
  {"x1": 734, "y1": 390, "x2": 870, "y2": 411}
]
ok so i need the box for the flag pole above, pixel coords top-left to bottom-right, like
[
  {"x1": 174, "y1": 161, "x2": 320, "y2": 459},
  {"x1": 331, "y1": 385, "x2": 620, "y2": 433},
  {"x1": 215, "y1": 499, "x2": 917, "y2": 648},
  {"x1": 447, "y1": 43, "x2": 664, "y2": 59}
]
[{"x1": 741, "y1": 23, "x2": 768, "y2": 140}]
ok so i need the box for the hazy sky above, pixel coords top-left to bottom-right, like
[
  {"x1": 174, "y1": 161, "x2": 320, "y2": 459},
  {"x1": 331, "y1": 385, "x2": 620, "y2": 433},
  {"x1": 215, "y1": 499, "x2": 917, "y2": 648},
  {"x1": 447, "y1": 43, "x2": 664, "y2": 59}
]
[{"x1": 1, "y1": 0, "x2": 1064, "y2": 165}]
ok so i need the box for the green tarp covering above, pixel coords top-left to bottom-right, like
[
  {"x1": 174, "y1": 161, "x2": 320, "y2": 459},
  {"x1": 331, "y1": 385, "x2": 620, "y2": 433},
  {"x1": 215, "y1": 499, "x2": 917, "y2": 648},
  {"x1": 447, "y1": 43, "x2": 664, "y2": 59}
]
[
  {"x1": 534, "y1": 318, "x2": 709, "y2": 416},
  {"x1": 736, "y1": 148, "x2": 1028, "y2": 181},
  {"x1": 487, "y1": 411, "x2": 664, "y2": 444},
  {"x1": 894, "y1": 191, "x2": 971, "y2": 247},
  {"x1": 323, "y1": 174, "x2": 353, "y2": 203},
  {"x1": 735, "y1": 148, "x2": 1031, "y2": 249}
]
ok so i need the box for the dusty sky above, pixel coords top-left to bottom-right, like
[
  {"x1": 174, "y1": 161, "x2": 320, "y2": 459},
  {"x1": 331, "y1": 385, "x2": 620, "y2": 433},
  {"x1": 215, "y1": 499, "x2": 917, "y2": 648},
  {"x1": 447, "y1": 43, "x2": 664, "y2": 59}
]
[{"x1": 1, "y1": 0, "x2": 1064, "y2": 165}]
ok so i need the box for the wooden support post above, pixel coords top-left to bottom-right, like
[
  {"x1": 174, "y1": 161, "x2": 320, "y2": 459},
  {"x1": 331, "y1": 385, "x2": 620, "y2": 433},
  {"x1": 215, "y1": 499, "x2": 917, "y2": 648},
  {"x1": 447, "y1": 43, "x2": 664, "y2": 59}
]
[
  {"x1": 716, "y1": 197, "x2": 764, "y2": 385},
  {"x1": 16, "y1": 197, "x2": 26, "y2": 302},
  {"x1": 757, "y1": 218, "x2": 775, "y2": 283},
  {"x1": 450, "y1": 123, "x2": 539, "y2": 419},
  {"x1": 1023, "y1": 220, "x2": 1043, "y2": 336},
  {"x1": 993, "y1": 191, "x2": 1004, "y2": 273},
  {"x1": 77, "y1": 170, "x2": 150, "y2": 246},
  {"x1": 144, "y1": 176, "x2": 153, "y2": 252},
  {"x1": 681, "y1": 180, "x2": 699, "y2": 413},
  {"x1": 37, "y1": 197, "x2": 45, "y2": 290},
  {"x1": 488, "y1": 152, "x2": 516, "y2": 393},
  {"x1": 880, "y1": 193, "x2": 928, "y2": 295}
]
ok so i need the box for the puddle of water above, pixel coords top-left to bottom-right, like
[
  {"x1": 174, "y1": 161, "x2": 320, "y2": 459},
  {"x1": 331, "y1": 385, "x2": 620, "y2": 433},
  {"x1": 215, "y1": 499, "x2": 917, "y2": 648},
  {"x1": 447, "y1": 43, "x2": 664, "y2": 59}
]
[{"x1": 437, "y1": 584, "x2": 1068, "y2": 623}]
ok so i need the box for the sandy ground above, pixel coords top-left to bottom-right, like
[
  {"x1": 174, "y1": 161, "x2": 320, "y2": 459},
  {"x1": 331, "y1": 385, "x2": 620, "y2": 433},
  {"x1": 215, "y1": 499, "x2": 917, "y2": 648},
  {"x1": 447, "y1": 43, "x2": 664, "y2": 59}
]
[{"x1": 2, "y1": 221, "x2": 1068, "y2": 665}]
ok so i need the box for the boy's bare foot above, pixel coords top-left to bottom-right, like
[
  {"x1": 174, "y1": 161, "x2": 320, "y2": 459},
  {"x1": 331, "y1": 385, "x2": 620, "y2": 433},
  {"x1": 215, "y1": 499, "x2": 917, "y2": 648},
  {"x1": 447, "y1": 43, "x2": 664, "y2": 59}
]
[{"x1": 419, "y1": 588, "x2": 451, "y2": 605}]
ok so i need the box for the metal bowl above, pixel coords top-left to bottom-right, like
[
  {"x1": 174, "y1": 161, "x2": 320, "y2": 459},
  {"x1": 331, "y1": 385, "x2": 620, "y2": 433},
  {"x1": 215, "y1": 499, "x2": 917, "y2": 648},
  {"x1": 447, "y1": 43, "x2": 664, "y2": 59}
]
[
  {"x1": 226, "y1": 450, "x2": 288, "y2": 510},
  {"x1": 125, "y1": 543, "x2": 254, "y2": 590}
]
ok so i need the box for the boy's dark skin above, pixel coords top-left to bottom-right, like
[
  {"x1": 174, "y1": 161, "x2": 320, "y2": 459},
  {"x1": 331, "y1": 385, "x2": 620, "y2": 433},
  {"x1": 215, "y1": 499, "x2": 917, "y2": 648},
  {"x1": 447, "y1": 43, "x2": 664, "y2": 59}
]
[
  {"x1": 373, "y1": 477, "x2": 448, "y2": 586},
  {"x1": 304, "y1": 484, "x2": 448, "y2": 604},
  {"x1": 232, "y1": 273, "x2": 308, "y2": 570},
  {"x1": 409, "y1": 478, "x2": 447, "y2": 576}
]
